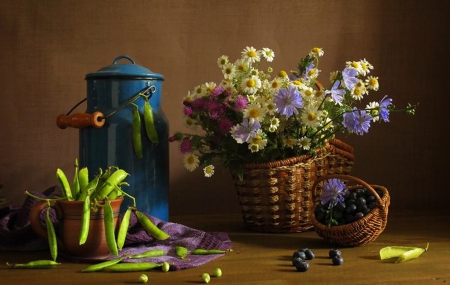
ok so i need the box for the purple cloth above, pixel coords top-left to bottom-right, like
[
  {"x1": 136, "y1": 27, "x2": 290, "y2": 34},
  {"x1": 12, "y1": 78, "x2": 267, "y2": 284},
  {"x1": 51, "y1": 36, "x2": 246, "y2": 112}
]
[{"x1": 0, "y1": 186, "x2": 232, "y2": 270}]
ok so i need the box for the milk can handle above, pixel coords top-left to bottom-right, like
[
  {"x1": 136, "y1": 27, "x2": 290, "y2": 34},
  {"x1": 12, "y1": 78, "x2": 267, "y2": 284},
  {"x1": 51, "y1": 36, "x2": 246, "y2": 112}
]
[{"x1": 113, "y1": 55, "x2": 135, "y2": 64}]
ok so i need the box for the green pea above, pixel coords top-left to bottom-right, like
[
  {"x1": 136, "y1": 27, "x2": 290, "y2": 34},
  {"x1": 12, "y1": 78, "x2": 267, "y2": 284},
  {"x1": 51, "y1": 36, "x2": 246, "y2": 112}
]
[
  {"x1": 104, "y1": 201, "x2": 119, "y2": 256},
  {"x1": 132, "y1": 104, "x2": 144, "y2": 158},
  {"x1": 143, "y1": 97, "x2": 159, "y2": 144},
  {"x1": 56, "y1": 168, "x2": 73, "y2": 201},
  {"x1": 72, "y1": 159, "x2": 80, "y2": 200},
  {"x1": 135, "y1": 210, "x2": 170, "y2": 241},
  {"x1": 139, "y1": 274, "x2": 148, "y2": 283},
  {"x1": 117, "y1": 207, "x2": 132, "y2": 250},
  {"x1": 175, "y1": 246, "x2": 188, "y2": 259},
  {"x1": 6, "y1": 260, "x2": 60, "y2": 269},
  {"x1": 77, "y1": 167, "x2": 89, "y2": 201},
  {"x1": 81, "y1": 257, "x2": 123, "y2": 273},
  {"x1": 78, "y1": 195, "x2": 90, "y2": 245},
  {"x1": 130, "y1": 249, "x2": 166, "y2": 259},
  {"x1": 161, "y1": 262, "x2": 170, "y2": 272},
  {"x1": 213, "y1": 267, "x2": 222, "y2": 277},
  {"x1": 201, "y1": 273, "x2": 211, "y2": 283},
  {"x1": 102, "y1": 262, "x2": 162, "y2": 272},
  {"x1": 94, "y1": 169, "x2": 128, "y2": 200},
  {"x1": 46, "y1": 204, "x2": 58, "y2": 261}
]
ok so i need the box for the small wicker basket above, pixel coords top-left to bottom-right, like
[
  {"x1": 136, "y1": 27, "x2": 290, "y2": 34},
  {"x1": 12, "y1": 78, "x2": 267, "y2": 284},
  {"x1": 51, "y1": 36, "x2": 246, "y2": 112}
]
[
  {"x1": 311, "y1": 174, "x2": 390, "y2": 246},
  {"x1": 232, "y1": 139, "x2": 355, "y2": 233}
]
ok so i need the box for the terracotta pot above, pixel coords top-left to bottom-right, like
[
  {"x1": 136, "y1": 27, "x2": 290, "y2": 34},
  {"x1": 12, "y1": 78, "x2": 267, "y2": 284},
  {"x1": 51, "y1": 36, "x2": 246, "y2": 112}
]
[{"x1": 29, "y1": 198, "x2": 123, "y2": 259}]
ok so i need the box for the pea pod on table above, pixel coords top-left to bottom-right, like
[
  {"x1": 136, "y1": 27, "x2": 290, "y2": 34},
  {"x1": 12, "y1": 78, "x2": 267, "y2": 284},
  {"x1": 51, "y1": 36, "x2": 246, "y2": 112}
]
[
  {"x1": 102, "y1": 262, "x2": 162, "y2": 272},
  {"x1": 81, "y1": 257, "x2": 123, "y2": 273},
  {"x1": 135, "y1": 210, "x2": 170, "y2": 241},
  {"x1": 130, "y1": 249, "x2": 167, "y2": 259},
  {"x1": 6, "y1": 260, "x2": 61, "y2": 269}
]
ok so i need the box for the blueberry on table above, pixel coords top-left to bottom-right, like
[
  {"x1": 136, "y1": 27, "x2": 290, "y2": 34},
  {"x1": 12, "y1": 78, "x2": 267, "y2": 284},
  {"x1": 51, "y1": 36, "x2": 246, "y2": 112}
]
[
  {"x1": 301, "y1": 248, "x2": 315, "y2": 260},
  {"x1": 293, "y1": 250, "x2": 306, "y2": 260},
  {"x1": 329, "y1": 248, "x2": 341, "y2": 258},
  {"x1": 295, "y1": 260, "x2": 310, "y2": 272},
  {"x1": 332, "y1": 255, "x2": 344, "y2": 265}
]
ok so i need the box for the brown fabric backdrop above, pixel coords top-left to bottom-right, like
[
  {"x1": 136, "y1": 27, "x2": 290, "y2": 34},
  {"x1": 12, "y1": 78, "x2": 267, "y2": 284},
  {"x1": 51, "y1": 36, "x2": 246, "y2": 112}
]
[{"x1": 1, "y1": 0, "x2": 449, "y2": 216}]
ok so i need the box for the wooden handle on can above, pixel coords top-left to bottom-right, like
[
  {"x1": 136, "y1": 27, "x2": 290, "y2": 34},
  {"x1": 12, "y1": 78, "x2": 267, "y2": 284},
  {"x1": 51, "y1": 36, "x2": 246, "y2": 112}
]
[{"x1": 56, "y1": 111, "x2": 105, "y2": 129}]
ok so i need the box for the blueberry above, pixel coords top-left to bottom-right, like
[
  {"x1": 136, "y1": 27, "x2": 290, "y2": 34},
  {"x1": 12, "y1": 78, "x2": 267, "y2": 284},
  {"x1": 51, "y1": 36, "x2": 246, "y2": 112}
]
[
  {"x1": 295, "y1": 260, "x2": 310, "y2": 272},
  {"x1": 332, "y1": 255, "x2": 344, "y2": 266},
  {"x1": 292, "y1": 250, "x2": 306, "y2": 260},
  {"x1": 354, "y1": 212, "x2": 364, "y2": 220},
  {"x1": 301, "y1": 248, "x2": 315, "y2": 260},
  {"x1": 356, "y1": 197, "x2": 366, "y2": 206},
  {"x1": 345, "y1": 204, "x2": 357, "y2": 214},
  {"x1": 328, "y1": 248, "x2": 341, "y2": 258},
  {"x1": 292, "y1": 256, "x2": 304, "y2": 266}
]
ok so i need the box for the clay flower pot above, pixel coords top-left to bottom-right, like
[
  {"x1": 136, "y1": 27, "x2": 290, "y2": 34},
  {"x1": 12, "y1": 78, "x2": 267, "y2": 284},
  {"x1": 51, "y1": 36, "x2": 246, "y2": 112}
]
[{"x1": 29, "y1": 198, "x2": 123, "y2": 259}]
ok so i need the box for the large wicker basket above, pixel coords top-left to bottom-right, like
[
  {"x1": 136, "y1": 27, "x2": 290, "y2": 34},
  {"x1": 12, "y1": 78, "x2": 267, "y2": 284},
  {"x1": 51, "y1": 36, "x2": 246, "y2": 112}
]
[
  {"x1": 232, "y1": 139, "x2": 355, "y2": 233},
  {"x1": 311, "y1": 174, "x2": 390, "y2": 246}
]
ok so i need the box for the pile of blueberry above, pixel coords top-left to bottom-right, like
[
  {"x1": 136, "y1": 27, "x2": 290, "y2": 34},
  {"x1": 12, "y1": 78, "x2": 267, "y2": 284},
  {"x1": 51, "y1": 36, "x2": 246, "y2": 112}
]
[
  {"x1": 292, "y1": 248, "x2": 344, "y2": 272},
  {"x1": 315, "y1": 187, "x2": 383, "y2": 226}
]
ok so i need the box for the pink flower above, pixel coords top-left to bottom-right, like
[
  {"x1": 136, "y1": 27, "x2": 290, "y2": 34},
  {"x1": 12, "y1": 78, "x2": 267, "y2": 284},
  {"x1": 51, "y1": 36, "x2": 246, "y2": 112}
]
[
  {"x1": 234, "y1": 95, "x2": 248, "y2": 110},
  {"x1": 180, "y1": 137, "x2": 193, "y2": 154},
  {"x1": 218, "y1": 118, "x2": 233, "y2": 134}
]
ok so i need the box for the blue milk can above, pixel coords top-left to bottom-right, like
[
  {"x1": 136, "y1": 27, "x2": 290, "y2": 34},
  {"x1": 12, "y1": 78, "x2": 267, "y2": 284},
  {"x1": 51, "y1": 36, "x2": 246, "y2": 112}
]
[{"x1": 80, "y1": 55, "x2": 169, "y2": 221}]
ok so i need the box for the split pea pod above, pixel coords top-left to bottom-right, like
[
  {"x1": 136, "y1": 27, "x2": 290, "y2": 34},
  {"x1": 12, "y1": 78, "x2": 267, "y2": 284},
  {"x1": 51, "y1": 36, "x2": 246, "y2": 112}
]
[
  {"x1": 143, "y1": 97, "x2": 159, "y2": 144},
  {"x1": 77, "y1": 167, "x2": 89, "y2": 200},
  {"x1": 94, "y1": 169, "x2": 128, "y2": 200},
  {"x1": 72, "y1": 159, "x2": 80, "y2": 200},
  {"x1": 132, "y1": 104, "x2": 144, "y2": 158},
  {"x1": 175, "y1": 246, "x2": 188, "y2": 259},
  {"x1": 56, "y1": 168, "x2": 73, "y2": 200},
  {"x1": 135, "y1": 210, "x2": 170, "y2": 241},
  {"x1": 81, "y1": 257, "x2": 123, "y2": 273},
  {"x1": 6, "y1": 260, "x2": 61, "y2": 269},
  {"x1": 104, "y1": 201, "x2": 119, "y2": 256},
  {"x1": 79, "y1": 195, "x2": 90, "y2": 245},
  {"x1": 130, "y1": 249, "x2": 167, "y2": 259},
  {"x1": 117, "y1": 207, "x2": 132, "y2": 250},
  {"x1": 102, "y1": 262, "x2": 162, "y2": 272},
  {"x1": 46, "y1": 204, "x2": 58, "y2": 261}
]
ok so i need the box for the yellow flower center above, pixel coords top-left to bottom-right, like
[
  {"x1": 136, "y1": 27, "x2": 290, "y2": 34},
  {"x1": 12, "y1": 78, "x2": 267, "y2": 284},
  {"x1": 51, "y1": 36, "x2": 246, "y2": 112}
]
[
  {"x1": 272, "y1": 81, "x2": 280, "y2": 89},
  {"x1": 293, "y1": 80, "x2": 303, "y2": 87},
  {"x1": 351, "y1": 62, "x2": 359, "y2": 69},
  {"x1": 249, "y1": 108, "x2": 260, "y2": 118},
  {"x1": 251, "y1": 135, "x2": 262, "y2": 144},
  {"x1": 307, "y1": 112, "x2": 316, "y2": 121},
  {"x1": 247, "y1": 50, "x2": 257, "y2": 58},
  {"x1": 225, "y1": 67, "x2": 233, "y2": 75},
  {"x1": 187, "y1": 156, "x2": 195, "y2": 164},
  {"x1": 246, "y1": 79, "x2": 256, "y2": 88},
  {"x1": 354, "y1": 87, "x2": 362, "y2": 96},
  {"x1": 278, "y1": 70, "x2": 287, "y2": 78},
  {"x1": 304, "y1": 89, "x2": 313, "y2": 97},
  {"x1": 370, "y1": 78, "x2": 378, "y2": 86}
]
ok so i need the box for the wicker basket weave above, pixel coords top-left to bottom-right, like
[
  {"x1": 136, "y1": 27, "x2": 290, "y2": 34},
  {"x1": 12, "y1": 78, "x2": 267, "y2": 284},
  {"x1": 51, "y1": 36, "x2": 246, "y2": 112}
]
[
  {"x1": 311, "y1": 174, "x2": 390, "y2": 246},
  {"x1": 232, "y1": 139, "x2": 355, "y2": 233}
]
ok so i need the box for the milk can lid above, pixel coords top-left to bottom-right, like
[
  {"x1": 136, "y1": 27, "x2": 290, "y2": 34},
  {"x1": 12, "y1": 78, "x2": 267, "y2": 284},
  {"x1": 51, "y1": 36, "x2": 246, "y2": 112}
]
[{"x1": 85, "y1": 55, "x2": 164, "y2": 80}]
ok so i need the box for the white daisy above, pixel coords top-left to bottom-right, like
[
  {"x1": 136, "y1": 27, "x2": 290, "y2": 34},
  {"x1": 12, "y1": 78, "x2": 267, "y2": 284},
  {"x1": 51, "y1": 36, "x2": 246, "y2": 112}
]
[
  {"x1": 365, "y1": 76, "x2": 379, "y2": 91},
  {"x1": 235, "y1": 58, "x2": 250, "y2": 73},
  {"x1": 262, "y1": 48, "x2": 275, "y2": 62},
  {"x1": 366, "y1": 101, "x2": 380, "y2": 122},
  {"x1": 243, "y1": 102, "x2": 267, "y2": 122},
  {"x1": 248, "y1": 131, "x2": 267, "y2": 151},
  {"x1": 346, "y1": 61, "x2": 363, "y2": 75},
  {"x1": 359, "y1": 59, "x2": 373, "y2": 76},
  {"x1": 183, "y1": 153, "x2": 200, "y2": 172},
  {"x1": 222, "y1": 63, "x2": 236, "y2": 79},
  {"x1": 299, "y1": 136, "x2": 312, "y2": 150},
  {"x1": 301, "y1": 106, "x2": 321, "y2": 128},
  {"x1": 309, "y1": 47, "x2": 324, "y2": 57},
  {"x1": 329, "y1": 71, "x2": 339, "y2": 83},
  {"x1": 217, "y1": 55, "x2": 229, "y2": 68},
  {"x1": 203, "y1": 165, "x2": 215, "y2": 177},
  {"x1": 193, "y1": 84, "x2": 206, "y2": 97},
  {"x1": 241, "y1": 46, "x2": 261, "y2": 63},
  {"x1": 241, "y1": 75, "x2": 262, "y2": 94},
  {"x1": 204, "y1": 82, "x2": 217, "y2": 95}
]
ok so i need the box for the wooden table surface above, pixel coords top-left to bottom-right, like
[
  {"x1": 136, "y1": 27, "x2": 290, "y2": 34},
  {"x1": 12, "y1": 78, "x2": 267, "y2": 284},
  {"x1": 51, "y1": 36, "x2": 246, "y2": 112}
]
[{"x1": 1, "y1": 209, "x2": 449, "y2": 285}]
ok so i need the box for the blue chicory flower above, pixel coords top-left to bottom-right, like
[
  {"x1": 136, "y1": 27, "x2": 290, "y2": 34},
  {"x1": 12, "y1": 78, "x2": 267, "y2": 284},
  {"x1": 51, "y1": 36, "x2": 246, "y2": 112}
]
[
  {"x1": 326, "y1": 80, "x2": 345, "y2": 105},
  {"x1": 342, "y1": 108, "x2": 372, "y2": 135},
  {"x1": 379, "y1": 95, "x2": 393, "y2": 122},
  {"x1": 232, "y1": 118, "x2": 261, "y2": 143},
  {"x1": 320, "y1": 178, "x2": 348, "y2": 208},
  {"x1": 342, "y1": 67, "x2": 358, "y2": 90},
  {"x1": 274, "y1": 86, "x2": 303, "y2": 118}
]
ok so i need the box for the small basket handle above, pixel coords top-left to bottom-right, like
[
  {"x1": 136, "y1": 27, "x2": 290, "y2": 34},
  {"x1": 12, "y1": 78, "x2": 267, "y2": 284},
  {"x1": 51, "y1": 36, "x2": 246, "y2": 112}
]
[{"x1": 312, "y1": 174, "x2": 384, "y2": 207}]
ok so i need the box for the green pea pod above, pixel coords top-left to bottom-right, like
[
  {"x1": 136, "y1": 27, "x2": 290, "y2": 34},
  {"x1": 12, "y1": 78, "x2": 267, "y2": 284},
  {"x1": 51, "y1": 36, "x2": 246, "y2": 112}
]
[
  {"x1": 175, "y1": 246, "x2": 188, "y2": 259},
  {"x1": 79, "y1": 195, "x2": 90, "y2": 245},
  {"x1": 87, "y1": 168, "x2": 103, "y2": 198},
  {"x1": 56, "y1": 168, "x2": 73, "y2": 201},
  {"x1": 190, "y1": 249, "x2": 228, "y2": 255},
  {"x1": 130, "y1": 249, "x2": 167, "y2": 259},
  {"x1": 380, "y1": 243, "x2": 429, "y2": 263},
  {"x1": 78, "y1": 167, "x2": 89, "y2": 201},
  {"x1": 135, "y1": 211, "x2": 170, "y2": 241},
  {"x1": 104, "y1": 201, "x2": 119, "y2": 256},
  {"x1": 94, "y1": 169, "x2": 128, "y2": 200},
  {"x1": 103, "y1": 262, "x2": 162, "y2": 272},
  {"x1": 132, "y1": 104, "x2": 144, "y2": 158},
  {"x1": 72, "y1": 159, "x2": 80, "y2": 200},
  {"x1": 117, "y1": 207, "x2": 132, "y2": 250},
  {"x1": 81, "y1": 257, "x2": 123, "y2": 273},
  {"x1": 6, "y1": 260, "x2": 61, "y2": 269},
  {"x1": 143, "y1": 97, "x2": 159, "y2": 144},
  {"x1": 46, "y1": 205, "x2": 58, "y2": 261},
  {"x1": 396, "y1": 247, "x2": 427, "y2": 263}
]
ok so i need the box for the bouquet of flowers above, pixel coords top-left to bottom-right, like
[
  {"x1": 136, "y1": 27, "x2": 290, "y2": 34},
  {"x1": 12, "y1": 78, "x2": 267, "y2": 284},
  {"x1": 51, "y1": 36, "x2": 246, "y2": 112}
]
[{"x1": 170, "y1": 47, "x2": 416, "y2": 179}]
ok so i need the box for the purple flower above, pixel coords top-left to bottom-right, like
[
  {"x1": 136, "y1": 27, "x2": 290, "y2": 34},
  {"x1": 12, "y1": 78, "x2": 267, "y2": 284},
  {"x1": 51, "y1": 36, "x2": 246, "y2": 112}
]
[
  {"x1": 234, "y1": 95, "x2": 248, "y2": 110},
  {"x1": 218, "y1": 118, "x2": 233, "y2": 134},
  {"x1": 379, "y1": 95, "x2": 393, "y2": 122},
  {"x1": 191, "y1": 98, "x2": 207, "y2": 111},
  {"x1": 207, "y1": 101, "x2": 225, "y2": 120},
  {"x1": 180, "y1": 137, "x2": 193, "y2": 154},
  {"x1": 274, "y1": 86, "x2": 303, "y2": 118},
  {"x1": 210, "y1": 86, "x2": 225, "y2": 99},
  {"x1": 326, "y1": 81, "x2": 345, "y2": 105},
  {"x1": 342, "y1": 67, "x2": 358, "y2": 90},
  {"x1": 342, "y1": 108, "x2": 372, "y2": 135},
  {"x1": 183, "y1": 106, "x2": 193, "y2": 116},
  {"x1": 320, "y1": 178, "x2": 348, "y2": 208},
  {"x1": 232, "y1": 118, "x2": 260, "y2": 143}
]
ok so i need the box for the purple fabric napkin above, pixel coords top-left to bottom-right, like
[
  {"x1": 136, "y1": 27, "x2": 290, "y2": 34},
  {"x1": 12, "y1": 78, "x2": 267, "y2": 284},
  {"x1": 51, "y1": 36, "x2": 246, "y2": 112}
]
[{"x1": 0, "y1": 186, "x2": 232, "y2": 270}]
